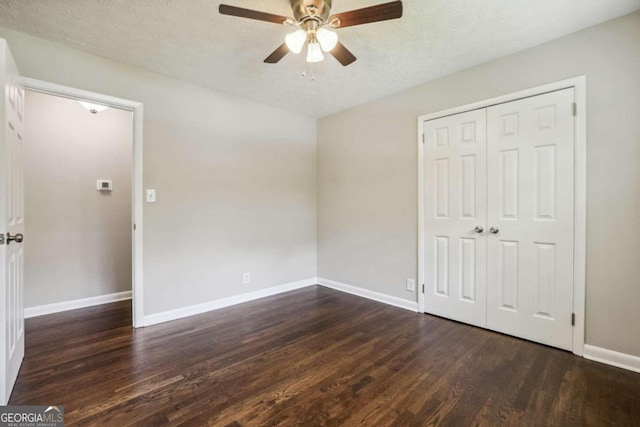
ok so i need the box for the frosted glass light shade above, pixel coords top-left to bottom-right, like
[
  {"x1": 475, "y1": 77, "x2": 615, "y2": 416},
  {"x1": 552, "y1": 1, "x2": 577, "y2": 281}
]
[
  {"x1": 78, "y1": 101, "x2": 108, "y2": 114},
  {"x1": 285, "y1": 29, "x2": 307, "y2": 54},
  {"x1": 316, "y1": 28, "x2": 338, "y2": 52},
  {"x1": 306, "y1": 42, "x2": 324, "y2": 63}
]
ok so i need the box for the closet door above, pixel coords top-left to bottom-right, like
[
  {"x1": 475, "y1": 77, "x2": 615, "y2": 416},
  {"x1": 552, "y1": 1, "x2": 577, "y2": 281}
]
[
  {"x1": 423, "y1": 110, "x2": 487, "y2": 327},
  {"x1": 486, "y1": 88, "x2": 575, "y2": 350}
]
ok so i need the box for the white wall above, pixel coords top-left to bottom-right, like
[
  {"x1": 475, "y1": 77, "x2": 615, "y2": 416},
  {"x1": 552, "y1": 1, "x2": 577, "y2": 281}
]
[
  {"x1": 318, "y1": 11, "x2": 640, "y2": 357},
  {"x1": 0, "y1": 26, "x2": 317, "y2": 317},
  {"x1": 24, "y1": 91, "x2": 132, "y2": 308}
]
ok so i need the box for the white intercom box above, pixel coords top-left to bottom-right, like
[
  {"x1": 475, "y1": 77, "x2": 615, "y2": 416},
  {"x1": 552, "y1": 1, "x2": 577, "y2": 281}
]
[{"x1": 97, "y1": 180, "x2": 113, "y2": 191}]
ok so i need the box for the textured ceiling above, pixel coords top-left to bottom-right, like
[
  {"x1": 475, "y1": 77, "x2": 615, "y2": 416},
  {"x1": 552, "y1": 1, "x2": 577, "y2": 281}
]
[{"x1": 0, "y1": 0, "x2": 638, "y2": 117}]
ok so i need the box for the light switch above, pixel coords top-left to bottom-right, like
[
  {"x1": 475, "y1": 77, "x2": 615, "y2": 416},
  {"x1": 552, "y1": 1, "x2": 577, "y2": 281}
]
[{"x1": 146, "y1": 189, "x2": 156, "y2": 203}]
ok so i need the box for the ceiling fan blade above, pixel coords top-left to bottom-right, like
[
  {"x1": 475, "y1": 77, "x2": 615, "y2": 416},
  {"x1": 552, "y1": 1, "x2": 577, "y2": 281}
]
[
  {"x1": 264, "y1": 43, "x2": 290, "y2": 64},
  {"x1": 329, "y1": 1, "x2": 403, "y2": 28},
  {"x1": 330, "y1": 42, "x2": 357, "y2": 66},
  {"x1": 219, "y1": 4, "x2": 289, "y2": 24}
]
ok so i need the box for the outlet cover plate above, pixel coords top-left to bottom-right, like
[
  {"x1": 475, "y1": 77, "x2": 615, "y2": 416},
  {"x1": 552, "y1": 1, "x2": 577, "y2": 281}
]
[{"x1": 406, "y1": 278, "x2": 416, "y2": 292}]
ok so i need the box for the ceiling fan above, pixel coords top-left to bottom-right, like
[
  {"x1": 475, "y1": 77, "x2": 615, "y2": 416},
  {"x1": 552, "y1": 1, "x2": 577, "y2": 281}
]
[{"x1": 219, "y1": 0, "x2": 403, "y2": 66}]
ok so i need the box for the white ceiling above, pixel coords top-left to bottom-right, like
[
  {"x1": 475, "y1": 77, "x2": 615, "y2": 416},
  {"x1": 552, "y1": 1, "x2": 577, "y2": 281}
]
[{"x1": 0, "y1": 0, "x2": 638, "y2": 117}]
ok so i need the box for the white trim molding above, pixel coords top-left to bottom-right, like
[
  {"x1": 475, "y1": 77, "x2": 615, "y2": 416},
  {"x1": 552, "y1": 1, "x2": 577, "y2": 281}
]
[
  {"x1": 583, "y1": 345, "x2": 640, "y2": 374},
  {"x1": 25, "y1": 291, "x2": 132, "y2": 319},
  {"x1": 143, "y1": 278, "x2": 318, "y2": 327},
  {"x1": 417, "y1": 76, "x2": 587, "y2": 356},
  {"x1": 21, "y1": 77, "x2": 146, "y2": 328},
  {"x1": 144, "y1": 278, "x2": 419, "y2": 327},
  {"x1": 318, "y1": 278, "x2": 419, "y2": 312}
]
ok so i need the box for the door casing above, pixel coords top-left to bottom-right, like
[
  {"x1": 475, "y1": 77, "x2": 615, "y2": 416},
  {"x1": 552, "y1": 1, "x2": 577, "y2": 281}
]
[
  {"x1": 21, "y1": 77, "x2": 145, "y2": 329},
  {"x1": 417, "y1": 76, "x2": 587, "y2": 356}
]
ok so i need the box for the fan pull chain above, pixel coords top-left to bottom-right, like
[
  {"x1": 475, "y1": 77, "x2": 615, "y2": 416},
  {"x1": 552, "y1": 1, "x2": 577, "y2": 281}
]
[{"x1": 302, "y1": 62, "x2": 316, "y2": 82}]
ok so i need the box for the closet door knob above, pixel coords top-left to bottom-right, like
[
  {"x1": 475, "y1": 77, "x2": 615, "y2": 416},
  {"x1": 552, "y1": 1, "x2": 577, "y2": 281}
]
[
  {"x1": 7, "y1": 233, "x2": 23, "y2": 244},
  {"x1": 489, "y1": 227, "x2": 499, "y2": 234},
  {"x1": 474, "y1": 226, "x2": 484, "y2": 234}
]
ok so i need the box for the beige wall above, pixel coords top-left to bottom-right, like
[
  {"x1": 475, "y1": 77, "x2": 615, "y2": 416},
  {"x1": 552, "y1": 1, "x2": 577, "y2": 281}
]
[
  {"x1": 2, "y1": 11, "x2": 638, "y2": 357},
  {"x1": 318, "y1": 12, "x2": 640, "y2": 357},
  {"x1": 0, "y1": 27, "x2": 317, "y2": 316},
  {"x1": 24, "y1": 91, "x2": 132, "y2": 307}
]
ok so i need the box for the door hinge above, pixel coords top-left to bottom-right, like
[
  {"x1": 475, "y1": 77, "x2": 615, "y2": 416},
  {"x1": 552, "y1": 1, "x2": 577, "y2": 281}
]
[
  {"x1": 133, "y1": 224, "x2": 137, "y2": 231},
  {"x1": 422, "y1": 134, "x2": 425, "y2": 144},
  {"x1": 572, "y1": 103, "x2": 577, "y2": 116},
  {"x1": 571, "y1": 313, "x2": 576, "y2": 326},
  {"x1": 422, "y1": 284, "x2": 425, "y2": 293}
]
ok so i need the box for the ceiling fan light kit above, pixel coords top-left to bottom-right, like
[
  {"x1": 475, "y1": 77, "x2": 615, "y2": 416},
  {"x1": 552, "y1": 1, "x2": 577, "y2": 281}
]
[
  {"x1": 306, "y1": 41, "x2": 324, "y2": 63},
  {"x1": 219, "y1": 0, "x2": 403, "y2": 67},
  {"x1": 285, "y1": 29, "x2": 307, "y2": 54},
  {"x1": 316, "y1": 28, "x2": 338, "y2": 52}
]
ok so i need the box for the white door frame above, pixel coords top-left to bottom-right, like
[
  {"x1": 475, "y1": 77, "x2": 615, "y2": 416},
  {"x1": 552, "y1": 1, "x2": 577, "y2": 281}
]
[
  {"x1": 20, "y1": 77, "x2": 145, "y2": 328},
  {"x1": 417, "y1": 76, "x2": 587, "y2": 356}
]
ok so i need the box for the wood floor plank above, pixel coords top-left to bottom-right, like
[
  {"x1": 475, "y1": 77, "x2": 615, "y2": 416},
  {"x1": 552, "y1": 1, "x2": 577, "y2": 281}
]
[{"x1": 9, "y1": 286, "x2": 640, "y2": 426}]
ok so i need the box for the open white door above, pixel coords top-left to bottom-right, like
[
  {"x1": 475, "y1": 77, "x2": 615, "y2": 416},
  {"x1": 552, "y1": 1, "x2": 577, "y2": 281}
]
[{"x1": 0, "y1": 39, "x2": 25, "y2": 405}]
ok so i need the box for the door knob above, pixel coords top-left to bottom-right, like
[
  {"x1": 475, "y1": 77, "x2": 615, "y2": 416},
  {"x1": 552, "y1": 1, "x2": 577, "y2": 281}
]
[
  {"x1": 474, "y1": 226, "x2": 484, "y2": 234},
  {"x1": 7, "y1": 233, "x2": 23, "y2": 244},
  {"x1": 489, "y1": 227, "x2": 499, "y2": 234}
]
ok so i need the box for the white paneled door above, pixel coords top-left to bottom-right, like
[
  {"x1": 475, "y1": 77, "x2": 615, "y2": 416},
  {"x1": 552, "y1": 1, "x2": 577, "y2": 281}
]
[
  {"x1": 423, "y1": 109, "x2": 487, "y2": 327},
  {"x1": 422, "y1": 88, "x2": 575, "y2": 351},
  {"x1": 486, "y1": 89, "x2": 575, "y2": 350},
  {"x1": 0, "y1": 40, "x2": 25, "y2": 405}
]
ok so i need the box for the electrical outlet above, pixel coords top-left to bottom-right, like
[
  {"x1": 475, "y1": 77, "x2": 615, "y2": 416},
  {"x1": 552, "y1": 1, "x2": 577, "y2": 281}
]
[
  {"x1": 243, "y1": 272, "x2": 251, "y2": 284},
  {"x1": 406, "y1": 278, "x2": 415, "y2": 292},
  {"x1": 146, "y1": 189, "x2": 156, "y2": 203}
]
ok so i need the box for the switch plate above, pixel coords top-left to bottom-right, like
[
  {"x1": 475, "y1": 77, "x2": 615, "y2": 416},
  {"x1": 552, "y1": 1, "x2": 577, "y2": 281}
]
[
  {"x1": 146, "y1": 189, "x2": 156, "y2": 203},
  {"x1": 243, "y1": 272, "x2": 251, "y2": 284},
  {"x1": 406, "y1": 278, "x2": 415, "y2": 292}
]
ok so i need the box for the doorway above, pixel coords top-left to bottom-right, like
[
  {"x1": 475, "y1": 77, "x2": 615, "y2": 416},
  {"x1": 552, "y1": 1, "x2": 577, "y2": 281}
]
[
  {"x1": 21, "y1": 78, "x2": 144, "y2": 328},
  {"x1": 24, "y1": 90, "x2": 132, "y2": 319},
  {"x1": 1, "y1": 41, "x2": 144, "y2": 404}
]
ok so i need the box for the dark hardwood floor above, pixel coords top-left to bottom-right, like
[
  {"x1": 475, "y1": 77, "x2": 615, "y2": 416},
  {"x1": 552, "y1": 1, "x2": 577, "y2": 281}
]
[{"x1": 9, "y1": 286, "x2": 640, "y2": 426}]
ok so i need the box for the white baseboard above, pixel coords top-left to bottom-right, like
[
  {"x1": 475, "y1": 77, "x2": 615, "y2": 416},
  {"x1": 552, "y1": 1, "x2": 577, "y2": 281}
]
[
  {"x1": 583, "y1": 345, "x2": 640, "y2": 374},
  {"x1": 317, "y1": 277, "x2": 418, "y2": 312},
  {"x1": 143, "y1": 278, "x2": 318, "y2": 327},
  {"x1": 143, "y1": 277, "x2": 419, "y2": 327},
  {"x1": 25, "y1": 290, "x2": 132, "y2": 318}
]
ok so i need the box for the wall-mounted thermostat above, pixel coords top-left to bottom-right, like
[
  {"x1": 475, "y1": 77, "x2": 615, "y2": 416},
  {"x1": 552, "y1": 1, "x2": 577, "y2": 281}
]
[{"x1": 97, "y1": 180, "x2": 113, "y2": 191}]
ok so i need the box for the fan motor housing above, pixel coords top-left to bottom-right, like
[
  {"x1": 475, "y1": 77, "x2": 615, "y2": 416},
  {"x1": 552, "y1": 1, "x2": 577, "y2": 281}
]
[{"x1": 291, "y1": 0, "x2": 332, "y2": 23}]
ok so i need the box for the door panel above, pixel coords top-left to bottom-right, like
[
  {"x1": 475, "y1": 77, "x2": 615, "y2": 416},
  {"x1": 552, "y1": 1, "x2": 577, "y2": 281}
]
[
  {"x1": 423, "y1": 109, "x2": 487, "y2": 327},
  {"x1": 498, "y1": 240, "x2": 519, "y2": 311},
  {"x1": 1, "y1": 40, "x2": 24, "y2": 405},
  {"x1": 499, "y1": 149, "x2": 519, "y2": 219},
  {"x1": 486, "y1": 88, "x2": 575, "y2": 351}
]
